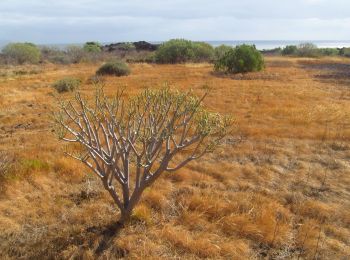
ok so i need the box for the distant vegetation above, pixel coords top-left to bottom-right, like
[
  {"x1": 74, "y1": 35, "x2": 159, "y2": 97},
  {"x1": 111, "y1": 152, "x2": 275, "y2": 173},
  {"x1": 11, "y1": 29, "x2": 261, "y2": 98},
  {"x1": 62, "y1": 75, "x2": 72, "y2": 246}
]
[
  {"x1": 0, "y1": 40, "x2": 349, "y2": 67},
  {"x1": 214, "y1": 44, "x2": 233, "y2": 61},
  {"x1": 214, "y1": 44, "x2": 264, "y2": 73},
  {"x1": 2, "y1": 42, "x2": 41, "y2": 64},
  {"x1": 83, "y1": 42, "x2": 102, "y2": 53},
  {"x1": 281, "y1": 43, "x2": 349, "y2": 58},
  {"x1": 52, "y1": 77, "x2": 81, "y2": 93},
  {"x1": 96, "y1": 61, "x2": 130, "y2": 76},
  {"x1": 155, "y1": 39, "x2": 214, "y2": 63}
]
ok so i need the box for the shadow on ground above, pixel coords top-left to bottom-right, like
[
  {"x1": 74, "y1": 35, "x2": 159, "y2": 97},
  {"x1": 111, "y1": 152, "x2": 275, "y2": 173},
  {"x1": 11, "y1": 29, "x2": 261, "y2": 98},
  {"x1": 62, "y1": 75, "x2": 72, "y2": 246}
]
[{"x1": 299, "y1": 60, "x2": 350, "y2": 87}]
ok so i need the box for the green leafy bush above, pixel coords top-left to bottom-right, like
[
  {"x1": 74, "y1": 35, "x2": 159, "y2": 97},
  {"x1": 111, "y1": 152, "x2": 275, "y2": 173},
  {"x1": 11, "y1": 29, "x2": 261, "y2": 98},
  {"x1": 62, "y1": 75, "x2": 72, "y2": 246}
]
[
  {"x1": 52, "y1": 77, "x2": 81, "y2": 93},
  {"x1": 192, "y1": 42, "x2": 215, "y2": 62},
  {"x1": 155, "y1": 39, "x2": 214, "y2": 63},
  {"x1": 214, "y1": 45, "x2": 233, "y2": 61},
  {"x1": 319, "y1": 48, "x2": 340, "y2": 56},
  {"x1": 96, "y1": 61, "x2": 131, "y2": 76},
  {"x1": 155, "y1": 39, "x2": 194, "y2": 63},
  {"x1": 83, "y1": 42, "x2": 102, "y2": 53},
  {"x1": 214, "y1": 44, "x2": 264, "y2": 73},
  {"x1": 2, "y1": 42, "x2": 41, "y2": 64},
  {"x1": 339, "y1": 47, "x2": 350, "y2": 57},
  {"x1": 281, "y1": 45, "x2": 298, "y2": 56}
]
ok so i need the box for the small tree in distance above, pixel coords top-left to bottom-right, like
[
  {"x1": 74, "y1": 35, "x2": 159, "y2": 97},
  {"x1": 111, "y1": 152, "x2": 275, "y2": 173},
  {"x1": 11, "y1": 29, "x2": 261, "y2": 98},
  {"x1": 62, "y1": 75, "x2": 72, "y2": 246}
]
[
  {"x1": 55, "y1": 88, "x2": 231, "y2": 224},
  {"x1": 214, "y1": 44, "x2": 264, "y2": 74},
  {"x1": 2, "y1": 42, "x2": 41, "y2": 64}
]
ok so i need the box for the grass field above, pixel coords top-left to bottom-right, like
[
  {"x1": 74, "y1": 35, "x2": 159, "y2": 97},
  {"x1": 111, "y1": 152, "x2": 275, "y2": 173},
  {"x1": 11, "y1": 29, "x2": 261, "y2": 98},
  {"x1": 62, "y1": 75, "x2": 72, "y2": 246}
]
[{"x1": 0, "y1": 57, "x2": 350, "y2": 259}]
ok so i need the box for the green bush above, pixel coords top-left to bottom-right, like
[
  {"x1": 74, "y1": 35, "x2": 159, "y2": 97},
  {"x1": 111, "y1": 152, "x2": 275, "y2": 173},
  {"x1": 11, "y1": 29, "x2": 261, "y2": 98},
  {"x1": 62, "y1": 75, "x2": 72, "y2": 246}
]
[
  {"x1": 319, "y1": 48, "x2": 339, "y2": 56},
  {"x1": 96, "y1": 61, "x2": 130, "y2": 76},
  {"x1": 83, "y1": 42, "x2": 102, "y2": 53},
  {"x1": 155, "y1": 39, "x2": 214, "y2": 63},
  {"x1": 297, "y1": 43, "x2": 319, "y2": 57},
  {"x1": 214, "y1": 45, "x2": 233, "y2": 61},
  {"x1": 339, "y1": 47, "x2": 350, "y2": 57},
  {"x1": 281, "y1": 45, "x2": 298, "y2": 56},
  {"x1": 2, "y1": 42, "x2": 41, "y2": 64},
  {"x1": 214, "y1": 44, "x2": 264, "y2": 73},
  {"x1": 52, "y1": 77, "x2": 81, "y2": 93},
  {"x1": 192, "y1": 42, "x2": 214, "y2": 62},
  {"x1": 155, "y1": 39, "x2": 194, "y2": 63}
]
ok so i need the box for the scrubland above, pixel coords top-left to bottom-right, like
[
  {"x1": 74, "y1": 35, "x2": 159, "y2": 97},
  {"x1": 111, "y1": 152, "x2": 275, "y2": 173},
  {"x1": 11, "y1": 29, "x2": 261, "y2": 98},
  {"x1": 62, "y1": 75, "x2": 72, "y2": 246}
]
[{"x1": 0, "y1": 56, "x2": 350, "y2": 259}]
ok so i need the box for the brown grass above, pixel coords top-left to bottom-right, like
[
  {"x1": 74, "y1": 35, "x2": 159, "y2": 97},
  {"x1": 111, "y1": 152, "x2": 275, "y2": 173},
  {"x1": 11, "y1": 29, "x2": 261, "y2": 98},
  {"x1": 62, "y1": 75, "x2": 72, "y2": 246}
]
[{"x1": 0, "y1": 57, "x2": 350, "y2": 259}]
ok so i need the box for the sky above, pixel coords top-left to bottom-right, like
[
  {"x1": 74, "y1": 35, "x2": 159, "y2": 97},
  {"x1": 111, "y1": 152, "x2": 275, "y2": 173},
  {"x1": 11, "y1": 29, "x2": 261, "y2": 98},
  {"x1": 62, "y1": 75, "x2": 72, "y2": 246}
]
[{"x1": 0, "y1": 0, "x2": 349, "y2": 44}]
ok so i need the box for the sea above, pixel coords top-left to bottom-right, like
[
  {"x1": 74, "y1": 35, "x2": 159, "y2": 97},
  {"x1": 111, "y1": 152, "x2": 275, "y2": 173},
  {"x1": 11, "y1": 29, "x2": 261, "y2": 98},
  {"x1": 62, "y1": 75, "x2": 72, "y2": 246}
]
[
  {"x1": 1, "y1": 40, "x2": 350, "y2": 51},
  {"x1": 203, "y1": 40, "x2": 350, "y2": 50}
]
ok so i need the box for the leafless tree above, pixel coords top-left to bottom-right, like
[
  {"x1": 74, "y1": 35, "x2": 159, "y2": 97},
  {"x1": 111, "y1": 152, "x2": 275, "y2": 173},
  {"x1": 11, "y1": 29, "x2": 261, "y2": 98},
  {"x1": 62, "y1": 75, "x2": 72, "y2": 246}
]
[{"x1": 54, "y1": 88, "x2": 231, "y2": 224}]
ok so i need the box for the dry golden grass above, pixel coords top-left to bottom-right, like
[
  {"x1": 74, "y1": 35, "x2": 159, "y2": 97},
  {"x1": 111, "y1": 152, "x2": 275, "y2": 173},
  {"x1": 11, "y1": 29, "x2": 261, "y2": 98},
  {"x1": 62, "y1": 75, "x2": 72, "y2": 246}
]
[{"x1": 0, "y1": 57, "x2": 350, "y2": 259}]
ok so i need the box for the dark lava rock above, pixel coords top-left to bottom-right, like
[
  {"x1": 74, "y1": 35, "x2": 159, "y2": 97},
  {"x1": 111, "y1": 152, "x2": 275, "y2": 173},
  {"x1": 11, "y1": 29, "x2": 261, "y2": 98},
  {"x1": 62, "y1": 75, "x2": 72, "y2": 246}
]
[
  {"x1": 102, "y1": 41, "x2": 159, "y2": 52},
  {"x1": 133, "y1": 41, "x2": 159, "y2": 51}
]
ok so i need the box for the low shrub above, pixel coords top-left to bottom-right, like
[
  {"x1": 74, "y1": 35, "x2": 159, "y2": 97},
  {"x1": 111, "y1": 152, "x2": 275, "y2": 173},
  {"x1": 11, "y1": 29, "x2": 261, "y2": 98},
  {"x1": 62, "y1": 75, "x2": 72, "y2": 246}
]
[
  {"x1": 319, "y1": 48, "x2": 340, "y2": 56},
  {"x1": 41, "y1": 46, "x2": 70, "y2": 64},
  {"x1": 297, "y1": 43, "x2": 319, "y2": 57},
  {"x1": 155, "y1": 39, "x2": 214, "y2": 63},
  {"x1": 66, "y1": 45, "x2": 86, "y2": 63},
  {"x1": 83, "y1": 42, "x2": 102, "y2": 53},
  {"x1": 281, "y1": 45, "x2": 298, "y2": 56},
  {"x1": 155, "y1": 39, "x2": 194, "y2": 63},
  {"x1": 339, "y1": 47, "x2": 350, "y2": 57},
  {"x1": 192, "y1": 42, "x2": 215, "y2": 62},
  {"x1": 52, "y1": 77, "x2": 81, "y2": 93},
  {"x1": 214, "y1": 44, "x2": 264, "y2": 73},
  {"x1": 2, "y1": 42, "x2": 41, "y2": 64},
  {"x1": 261, "y1": 47, "x2": 282, "y2": 56},
  {"x1": 214, "y1": 45, "x2": 233, "y2": 61},
  {"x1": 96, "y1": 61, "x2": 130, "y2": 76},
  {"x1": 87, "y1": 75, "x2": 106, "y2": 85}
]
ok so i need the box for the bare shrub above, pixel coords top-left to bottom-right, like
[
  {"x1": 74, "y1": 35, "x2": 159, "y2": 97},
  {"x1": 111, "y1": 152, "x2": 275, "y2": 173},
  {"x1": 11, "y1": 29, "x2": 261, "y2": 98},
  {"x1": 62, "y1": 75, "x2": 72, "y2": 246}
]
[{"x1": 54, "y1": 88, "x2": 231, "y2": 224}]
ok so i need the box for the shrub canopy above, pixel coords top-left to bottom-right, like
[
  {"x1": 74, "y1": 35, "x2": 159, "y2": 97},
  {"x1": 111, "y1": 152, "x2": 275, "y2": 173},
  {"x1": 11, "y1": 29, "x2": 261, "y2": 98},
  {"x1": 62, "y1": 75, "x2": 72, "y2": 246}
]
[
  {"x1": 297, "y1": 43, "x2": 319, "y2": 57},
  {"x1": 339, "y1": 47, "x2": 350, "y2": 57},
  {"x1": 96, "y1": 61, "x2": 131, "y2": 76},
  {"x1": 2, "y1": 42, "x2": 41, "y2": 64},
  {"x1": 214, "y1": 45, "x2": 233, "y2": 61},
  {"x1": 214, "y1": 44, "x2": 264, "y2": 73},
  {"x1": 83, "y1": 42, "x2": 102, "y2": 53},
  {"x1": 52, "y1": 77, "x2": 81, "y2": 93},
  {"x1": 281, "y1": 45, "x2": 298, "y2": 56},
  {"x1": 155, "y1": 39, "x2": 214, "y2": 63}
]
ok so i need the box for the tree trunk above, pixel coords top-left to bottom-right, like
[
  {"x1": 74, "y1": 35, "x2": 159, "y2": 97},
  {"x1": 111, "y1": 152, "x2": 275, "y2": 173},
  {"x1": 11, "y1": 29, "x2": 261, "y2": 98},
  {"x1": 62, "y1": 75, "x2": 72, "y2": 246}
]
[{"x1": 117, "y1": 187, "x2": 145, "y2": 224}]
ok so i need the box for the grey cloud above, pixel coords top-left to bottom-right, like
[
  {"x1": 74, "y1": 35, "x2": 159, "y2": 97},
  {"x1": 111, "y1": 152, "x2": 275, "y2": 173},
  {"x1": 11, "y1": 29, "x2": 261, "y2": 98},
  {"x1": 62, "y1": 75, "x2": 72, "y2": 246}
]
[{"x1": 0, "y1": 0, "x2": 349, "y2": 43}]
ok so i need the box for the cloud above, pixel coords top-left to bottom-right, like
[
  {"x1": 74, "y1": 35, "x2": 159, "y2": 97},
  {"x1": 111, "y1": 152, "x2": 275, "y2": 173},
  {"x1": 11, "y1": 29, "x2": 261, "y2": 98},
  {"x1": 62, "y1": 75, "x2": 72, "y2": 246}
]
[{"x1": 0, "y1": 0, "x2": 349, "y2": 43}]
